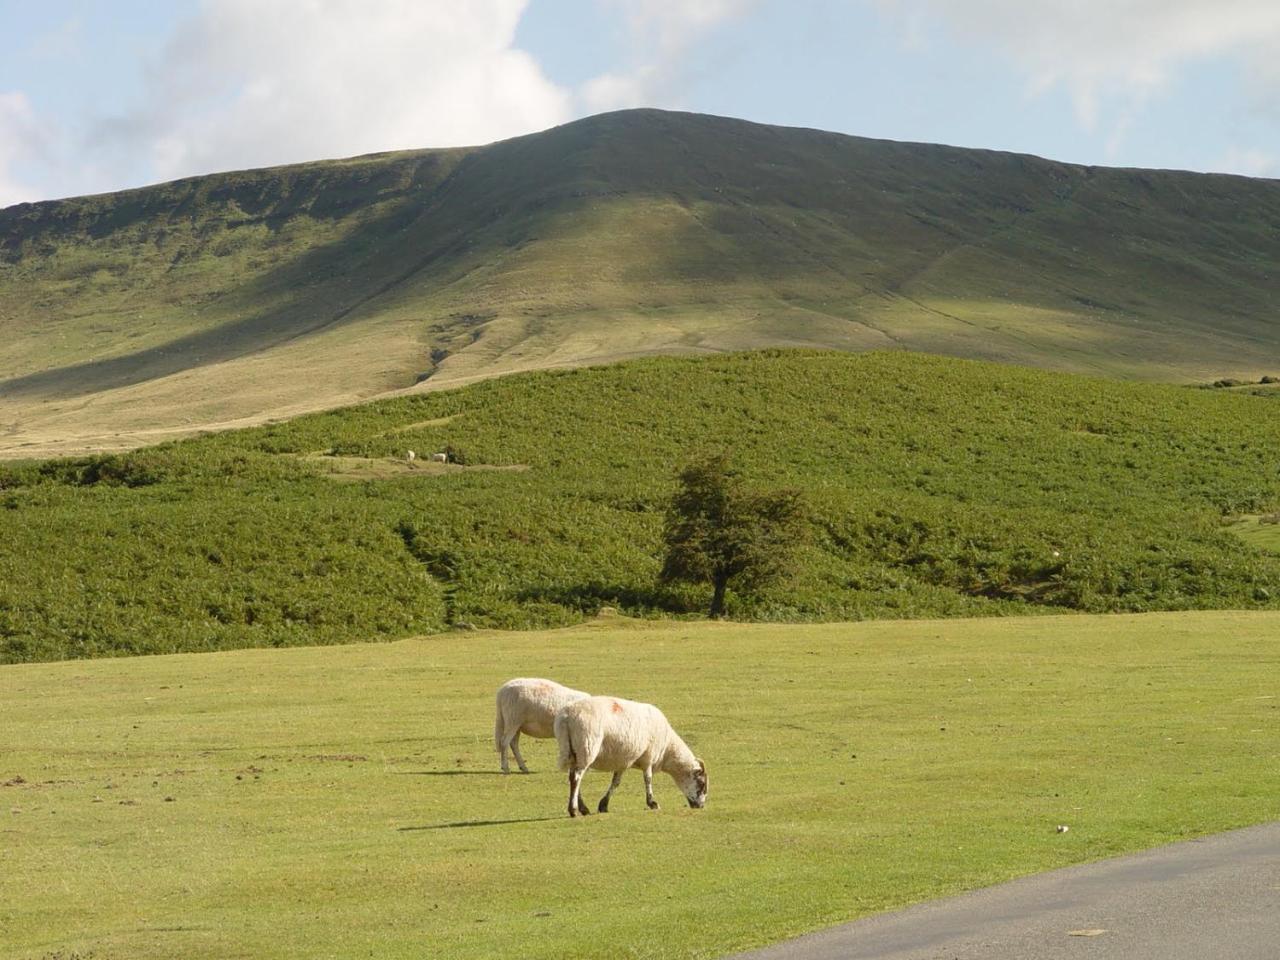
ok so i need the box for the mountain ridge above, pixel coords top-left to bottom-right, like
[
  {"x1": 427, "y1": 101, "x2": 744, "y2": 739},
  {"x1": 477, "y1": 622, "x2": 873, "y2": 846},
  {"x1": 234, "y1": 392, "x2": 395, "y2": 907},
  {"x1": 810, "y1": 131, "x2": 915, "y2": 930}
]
[
  {"x1": 9, "y1": 107, "x2": 1275, "y2": 220},
  {"x1": 3, "y1": 108, "x2": 1279, "y2": 457}
]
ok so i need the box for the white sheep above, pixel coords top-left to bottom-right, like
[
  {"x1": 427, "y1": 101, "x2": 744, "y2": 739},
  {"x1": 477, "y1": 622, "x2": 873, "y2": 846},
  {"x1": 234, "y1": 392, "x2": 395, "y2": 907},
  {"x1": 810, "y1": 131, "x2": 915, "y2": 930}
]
[
  {"x1": 494, "y1": 678, "x2": 590, "y2": 774},
  {"x1": 554, "y1": 695, "x2": 707, "y2": 817}
]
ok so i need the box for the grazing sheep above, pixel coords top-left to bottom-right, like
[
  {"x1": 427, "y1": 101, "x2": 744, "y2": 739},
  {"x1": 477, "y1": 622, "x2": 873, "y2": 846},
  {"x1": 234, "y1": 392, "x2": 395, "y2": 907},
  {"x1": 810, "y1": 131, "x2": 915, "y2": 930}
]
[
  {"x1": 406, "y1": 450, "x2": 416, "y2": 462},
  {"x1": 554, "y1": 696, "x2": 707, "y2": 817},
  {"x1": 494, "y1": 678, "x2": 590, "y2": 774},
  {"x1": 431, "y1": 452, "x2": 448, "y2": 463}
]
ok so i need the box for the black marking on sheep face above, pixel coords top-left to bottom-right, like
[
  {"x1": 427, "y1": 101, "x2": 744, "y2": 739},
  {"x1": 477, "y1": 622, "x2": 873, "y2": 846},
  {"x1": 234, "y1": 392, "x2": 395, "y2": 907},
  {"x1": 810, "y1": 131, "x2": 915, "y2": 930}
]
[{"x1": 683, "y1": 760, "x2": 709, "y2": 808}]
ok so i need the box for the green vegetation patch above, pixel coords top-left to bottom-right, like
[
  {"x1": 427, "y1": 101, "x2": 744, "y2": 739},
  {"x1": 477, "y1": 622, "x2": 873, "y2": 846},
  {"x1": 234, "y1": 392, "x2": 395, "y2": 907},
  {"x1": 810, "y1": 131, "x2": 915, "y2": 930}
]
[
  {"x1": 2, "y1": 613, "x2": 1277, "y2": 959},
  {"x1": 305, "y1": 454, "x2": 528, "y2": 482},
  {"x1": 1225, "y1": 513, "x2": 1280, "y2": 556},
  {"x1": 4, "y1": 349, "x2": 1280, "y2": 663}
]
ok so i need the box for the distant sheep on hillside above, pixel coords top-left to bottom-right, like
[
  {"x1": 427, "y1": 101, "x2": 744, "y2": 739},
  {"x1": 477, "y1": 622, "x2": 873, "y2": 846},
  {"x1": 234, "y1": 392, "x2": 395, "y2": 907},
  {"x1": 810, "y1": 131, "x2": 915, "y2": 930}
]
[
  {"x1": 554, "y1": 695, "x2": 707, "y2": 817},
  {"x1": 494, "y1": 678, "x2": 590, "y2": 774}
]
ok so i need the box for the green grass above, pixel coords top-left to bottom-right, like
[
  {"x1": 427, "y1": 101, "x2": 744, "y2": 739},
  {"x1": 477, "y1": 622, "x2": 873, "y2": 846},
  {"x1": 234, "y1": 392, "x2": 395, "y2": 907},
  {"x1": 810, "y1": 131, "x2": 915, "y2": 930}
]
[
  {"x1": 2, "y1": 612, "x2": 1277, "y2": 959},
  {"x1": 5, "y1": 109, "x2": 1280, "y2": 454},
  {"x1": 5, "y1": 349, "x2": 1280, "y2": 664},
  {"x1": 1226, "y1": 514, "x2": 1280, "y2": 553}
]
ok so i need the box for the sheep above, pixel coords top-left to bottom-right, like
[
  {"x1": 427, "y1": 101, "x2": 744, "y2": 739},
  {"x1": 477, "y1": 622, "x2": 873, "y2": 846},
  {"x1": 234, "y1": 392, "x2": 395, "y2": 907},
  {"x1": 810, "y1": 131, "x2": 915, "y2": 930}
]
[
  {"x1": 554, "y1": 696, "x2": 707, "y2": 817},
  {"x1": 494, "y1": 678, "x2": 590, "y2": 774}
]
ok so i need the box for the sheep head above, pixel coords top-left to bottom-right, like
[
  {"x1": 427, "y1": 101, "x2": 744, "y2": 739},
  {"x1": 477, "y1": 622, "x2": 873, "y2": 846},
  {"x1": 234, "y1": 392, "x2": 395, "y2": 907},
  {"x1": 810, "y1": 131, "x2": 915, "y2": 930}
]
[{"x1": 677, "y1": 759, "x2": 708, "y2": 809}]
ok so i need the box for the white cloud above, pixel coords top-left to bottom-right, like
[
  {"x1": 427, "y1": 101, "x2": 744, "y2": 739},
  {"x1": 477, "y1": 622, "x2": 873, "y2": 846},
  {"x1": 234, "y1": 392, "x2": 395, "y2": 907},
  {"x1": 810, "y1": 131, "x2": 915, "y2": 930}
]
[
  {"x1": 0, "y1": 92, "x2": 45, "y2": 208},
  {"x1": 92, "y1": 0, "x2": 572, "y2": 185},
  {"x1": 880, "y1": 1, "x2": 1280, "y2": 137},
  {"x1": 581, "y1": 0, "x2": 754, "y2": 112},
  {"x1": 612, "y1": 0, "x2": 754, "y2": 54},
  {"x1": 582, "y1": 68, "x2": 657, "y2": 112}
]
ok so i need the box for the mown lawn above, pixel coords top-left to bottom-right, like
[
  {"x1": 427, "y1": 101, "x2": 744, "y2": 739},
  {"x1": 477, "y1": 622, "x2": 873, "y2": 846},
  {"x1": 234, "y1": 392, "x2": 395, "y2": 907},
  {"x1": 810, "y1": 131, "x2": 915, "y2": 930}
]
[{"x1": 2, "y1": 612, "x2": 1277, "y2": 959}]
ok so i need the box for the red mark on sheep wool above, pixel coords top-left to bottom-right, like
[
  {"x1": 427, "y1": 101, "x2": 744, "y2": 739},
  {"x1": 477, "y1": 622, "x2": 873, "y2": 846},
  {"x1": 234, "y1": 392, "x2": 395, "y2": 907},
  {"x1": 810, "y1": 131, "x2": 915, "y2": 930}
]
[{"x1": 611, "y1": 700, "x2": 623, "y2": 713}]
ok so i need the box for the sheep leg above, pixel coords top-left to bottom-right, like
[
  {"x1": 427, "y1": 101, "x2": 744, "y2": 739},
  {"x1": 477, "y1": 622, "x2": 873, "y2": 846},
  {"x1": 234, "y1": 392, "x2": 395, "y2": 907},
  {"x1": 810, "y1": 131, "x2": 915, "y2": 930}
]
[
  {"x1": 643, "y1": 766, "x2": 659, "y2": 810},
  {"x1": 597, "y1": 770, "x2": 624, "y2": 813},
  {"x1": 498, "y1": 733, "x2": 510, "y2": 774},
  {"x1": 509, "y1": 733, "x2": 530, "y2": 774},
  {"x1": 568, "y1": 768, "x2": 590, "y2": 818}
]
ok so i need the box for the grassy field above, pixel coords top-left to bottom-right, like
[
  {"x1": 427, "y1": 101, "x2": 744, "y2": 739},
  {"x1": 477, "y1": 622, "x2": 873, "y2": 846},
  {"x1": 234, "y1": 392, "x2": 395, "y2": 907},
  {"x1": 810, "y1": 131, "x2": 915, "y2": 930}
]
[
  {"x1": 2, "y1": 612, "x2": 1277, "y2": 959},
  {"x1": 6, "y1": 350, "x2": 1280, "y2": 664},
  {"x1": 1226, "y1": 514, "x2": 1280, "y2": 553},
  {"x1": 5, "y1": 109, "x2": 1280, "y2": 454}
]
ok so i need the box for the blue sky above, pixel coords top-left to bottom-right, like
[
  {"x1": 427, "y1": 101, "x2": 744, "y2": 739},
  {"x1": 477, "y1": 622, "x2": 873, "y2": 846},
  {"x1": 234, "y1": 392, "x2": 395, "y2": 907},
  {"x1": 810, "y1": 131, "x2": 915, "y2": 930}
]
[{"x1": 2, "y1": 0, "x2": 1279, "y2": 206}]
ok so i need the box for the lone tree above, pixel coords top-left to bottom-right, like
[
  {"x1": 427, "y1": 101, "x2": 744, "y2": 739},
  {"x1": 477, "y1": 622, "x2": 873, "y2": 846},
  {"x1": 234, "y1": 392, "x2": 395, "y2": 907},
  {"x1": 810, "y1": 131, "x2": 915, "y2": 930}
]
[{"x1": 660, "y1": 453, "x2": 806, "y2": 618}]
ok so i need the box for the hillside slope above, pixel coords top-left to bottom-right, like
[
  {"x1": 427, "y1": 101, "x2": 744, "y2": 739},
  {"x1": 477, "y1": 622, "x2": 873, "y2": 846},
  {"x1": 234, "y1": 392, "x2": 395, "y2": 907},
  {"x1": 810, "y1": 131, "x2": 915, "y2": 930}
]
[
  {"x1": 4, "y1": 350, "x2": 1280, "y2": 664},
  {"x1": 3, "y1": 110, "x2": 1280, "y2": 455}
]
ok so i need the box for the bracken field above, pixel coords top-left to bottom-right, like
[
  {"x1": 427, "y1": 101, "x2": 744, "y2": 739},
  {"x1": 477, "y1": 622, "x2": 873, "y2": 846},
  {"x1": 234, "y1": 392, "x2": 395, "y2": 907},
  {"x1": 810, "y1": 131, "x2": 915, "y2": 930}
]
[{"x1": 3, "y1": 349, "x2": 1280, "y2": 664}]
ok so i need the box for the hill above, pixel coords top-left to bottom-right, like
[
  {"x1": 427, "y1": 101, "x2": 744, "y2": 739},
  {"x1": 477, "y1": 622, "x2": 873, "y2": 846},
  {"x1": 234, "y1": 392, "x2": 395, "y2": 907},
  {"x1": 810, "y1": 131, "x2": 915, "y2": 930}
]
[
  {"x1": 3, "y1": 110, "x2": 1280, "y2": 456},
  {"x1": 3, "y1": 349, "x2": 1280, "y2": 664}
]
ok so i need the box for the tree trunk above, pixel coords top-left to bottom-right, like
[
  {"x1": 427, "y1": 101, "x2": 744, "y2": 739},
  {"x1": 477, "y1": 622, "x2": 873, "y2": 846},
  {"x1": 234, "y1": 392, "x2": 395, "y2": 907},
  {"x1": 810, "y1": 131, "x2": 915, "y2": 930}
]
[{"x1": 709, "y1": 575, "x2": 728, "y2": 618}]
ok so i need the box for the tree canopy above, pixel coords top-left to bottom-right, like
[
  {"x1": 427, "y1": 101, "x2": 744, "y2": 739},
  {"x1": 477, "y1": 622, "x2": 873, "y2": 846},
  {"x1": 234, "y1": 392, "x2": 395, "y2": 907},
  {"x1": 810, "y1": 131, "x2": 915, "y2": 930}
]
[{"x1": 660, "y1": 453, "x2": 806, "y2": 618}]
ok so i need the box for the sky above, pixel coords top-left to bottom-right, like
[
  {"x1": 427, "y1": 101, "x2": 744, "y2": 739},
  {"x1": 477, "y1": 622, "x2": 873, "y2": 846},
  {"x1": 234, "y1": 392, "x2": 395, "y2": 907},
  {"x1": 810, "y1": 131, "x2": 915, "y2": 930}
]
[{"x1": 2, "y1": 0, "x2": 1279, "y2": 207}]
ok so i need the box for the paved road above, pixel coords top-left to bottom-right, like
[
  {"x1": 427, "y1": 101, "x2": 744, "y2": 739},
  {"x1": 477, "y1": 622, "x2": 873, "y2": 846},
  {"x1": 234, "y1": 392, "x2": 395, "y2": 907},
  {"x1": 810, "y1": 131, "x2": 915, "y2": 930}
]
[{"x1": 729, "y1": 822, "x2": 1280, "y2": 960}]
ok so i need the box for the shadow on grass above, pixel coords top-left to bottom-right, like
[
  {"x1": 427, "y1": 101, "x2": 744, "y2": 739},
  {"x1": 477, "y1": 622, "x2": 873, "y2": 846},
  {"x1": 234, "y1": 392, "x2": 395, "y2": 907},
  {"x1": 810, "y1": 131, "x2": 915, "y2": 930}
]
[
  {"x1": 399, "y1": 816, "x2": 561, "y2": 831},
  {"x1": 395, "y1": 770, "x2": 508, "y2": 777},
  {"x1": 514, "y1": 582, "x2": 693, "y2": 614}
]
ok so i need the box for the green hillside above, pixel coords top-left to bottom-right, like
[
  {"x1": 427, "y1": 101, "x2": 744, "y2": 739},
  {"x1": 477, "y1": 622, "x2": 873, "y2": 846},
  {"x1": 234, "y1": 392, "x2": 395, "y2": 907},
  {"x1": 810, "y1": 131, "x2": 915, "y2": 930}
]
[
  {"x1": 4, "y1": 349, "x2": 1280, "y2": 664},
  {"x1": 3, "y1": 109, "x2": 1280, "y2": 456}
]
